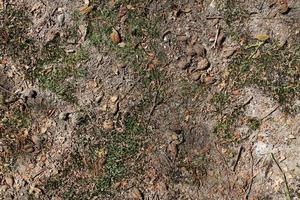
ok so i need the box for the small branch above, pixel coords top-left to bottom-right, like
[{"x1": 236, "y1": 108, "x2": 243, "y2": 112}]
[
  {"x1": 262, "y1": 105, "x2": 280, "y2": 121},
  {"x1": 233, "y1": 146, "x2": 244, "y2": 172},
  {"x1": 206, "y1": 16, "x2": 223, "y2": 20},
  {"x1": 245, "y1": 148, "x2": 255, "y2": 200},
  {"x1": 0, "y1": 85, "x2": 12, "y2": 94},
  {"x1": 271, "y1": 153, "x2": 292, "y2": 200},
  {"x1": 211, "y1": 25, "x2": 220, "y2": 49}
]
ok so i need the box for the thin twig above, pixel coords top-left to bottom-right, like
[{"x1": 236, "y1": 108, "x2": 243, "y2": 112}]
[
  {"x1": 271, "y1": 153, "x2": 292, "y2": 200},
  {"x1": 0, "y1": 85, "x2": 12, "y2": 94},
  {"x1": 245, "y1": 148, "x2": 255, "y2": 200},
  {"x1": 206, "y1": 16, "x2": 223, "y2": 20},
  {"x1": 233, "y1": 146, "x2": 244, "y2": 172},
  {"x1": 261, "y1": 105, "x2": 280, "y2": 121},
  {"x1": 211, "y1": 25, "x2": 220, "y2": 49}
]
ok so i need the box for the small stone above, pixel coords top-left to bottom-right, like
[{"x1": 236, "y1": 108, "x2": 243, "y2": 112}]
[
  {"x1": 110, "y1": 95, "x2": 119, "y2": 103},
  {"x1": 177, "y1": 57, "x2": 191, "y2": 70},
  {"x1": 100, "y1": 104, "x2": 107, "y2": 112},
  {"x1": 191, "y1": 71, "x2": 201, "y2": 81},
  {"x1": 118, "y1": 42, "x2": 126, "y2": 48},
  {"x1": 57, "y1": 14, "x2": 65, "y2": 26},
  {"x1": 23, "y1": 144, "x2": 34, "y2": 153},
  {"x1": 5, "y1": 176, "x2": 14, "y2": 187},
  {"x1": 58, "y1": 112, "x2": 69, "y2": 121},
  {"x1": 31, "y1": 135, "x2": 42, "y2": 146},
  {"x1": 204, "y1": 76, "x2": 216, "y2": 84},
  {"x1": 0, "y1": 185, "x2": 9, "y2": 192},
  {"x1": 110, "y1": 102, "x2": 119, "y2": 115},
  {"x1": 278, "y1": 1, "x2": 289, "y2": 14},
  {"x1": 103, "y1": 120, "x2": 114, "y2": 130},
  {"x1": 288, "y1": 134, "x2": 296, "y2": 139},
  {"x1": 196, "y1": 58, "x2": 209, "y2": 70},
  {"x1": 222, "y1": 47, "x2": 236, "y2": 58}
]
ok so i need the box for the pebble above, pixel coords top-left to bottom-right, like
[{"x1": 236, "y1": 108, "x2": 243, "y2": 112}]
[
  {"x1": 222, "y1": 47, "x2": 236, "y2": 58},
  {"x1": 5, "y1": 176, "x2": 14, "y2": 187},
  {"x1": 31, "y1": 135, "x2": 42, "y2": 147},
  {"x1": 204, "y1": 76, "x2": 216, "y2": 84},
  {"x1": 110, "y1": 95, "x2": 119, "y2": 103},
  {"x1": 57, "y1": 14, "x2": 65, "y2": 26},
  {"x1": 196, "y1": 58, "x2": 209, "y2": 70},
  {"x1": 103, "y1": 119, "x2": 114, "y2": 130},
  {"x1": 23, "y1": 144, "x2": 34, "y2": 153},
  {"x1": 110, "y1": 102, "x2": 119, "y2": 115},
  {"x1": 191, "y1": 71, "x2": 201, "y2": 81},
  {"x1": 288, "y1": 134, "x2": 296, "y2": 139},
  {"x1": 0, "y1": 185, "x2": 8, "y2": 192},
  {"x1": 58, "y1": 112, "x2": 69, "y2": 121}
]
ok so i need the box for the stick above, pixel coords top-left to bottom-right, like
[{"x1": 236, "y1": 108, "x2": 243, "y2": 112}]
[
  {"x1": 211, "y1": 25, "x2": 220, "y2": 49},
  {"x1": 271, "y1": 153, "x2": 292, "y2": 200},
  {"x1": 206, "y1": 16, "x2": 223, "y2": 20},
  {"x1": 233, "y1": 146, "x2": 244, "y2": 171},
  {"x1": 245, "y1": 148, "x2": 255, "y2": 200},
  {"x1": 0, "y1": 85, "x2": 12, "y2": 94},
  {"x1": 262, "y1": 105, "x2": 280, "y2": 121}
]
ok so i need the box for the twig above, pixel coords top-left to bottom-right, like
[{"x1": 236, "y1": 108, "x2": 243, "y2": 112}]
[
  {"x1": 0, "y1": 85, "x2": 12, "y2": 94},
  {"x1": 245, "y1": 148, "x2": 255, "y2": 200},
  {"x1": 206, "y1": 16, "x2": 223, "y2": 20},
  {"x1": 271, "y1": 153, "x2": 292, "y2": 200},
  {"x1": 233, "y1": 146, "x2": 244, "y2": 172},
  {"x1": 261, "y1": 105, "x2": 280, "y2": 121},
  {"x1": 211, "y1": 25, "x2": 220, "y2": 49}
]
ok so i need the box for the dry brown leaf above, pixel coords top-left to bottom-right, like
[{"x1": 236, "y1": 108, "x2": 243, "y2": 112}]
[
  {"x1": 255, "y1": 34, "x2": 270, "y2": 42},
  {"x1": 79, "y1": 5, "x2": 93, "y2": 15},
  {"x1": 278, "y1": 0, "x2": 289, "y2": 14},
  {"x1": 130, "y1": 187, "x2": 143, "y2": 200},
  {"x1": 110, "y1": 28, "x2": 121, "y2": 44}
]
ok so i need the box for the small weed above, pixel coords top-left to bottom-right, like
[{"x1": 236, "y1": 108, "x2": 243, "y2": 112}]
[
  {"x1": 94, "y1": 115, "x2": 142, "y2": 195},
  {"x1": 2, "y1": 108, "x2": 31, "y2": 131},
  {"x1": 248, "y1": 117, "x2": 261, "y2": 130},
  {"x1": 211, "y1": 92, "x2": 230, "y2": 113},
  {"x1": 0, "y1": 5, "x2": 36, "y2": 63}
]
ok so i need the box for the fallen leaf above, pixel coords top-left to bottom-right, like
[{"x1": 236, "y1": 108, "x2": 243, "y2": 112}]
[
  {"x1": 130, "y1": 187, "x2": 143, "y2": 200},
  {"x1": 79, "y1": 5, "x2": 93, "y2": 15},
  {"x1": 110, "y1": 28, "x2": 121, "y2": 44},
  {"x1": 278, "y1": 0, "x2": 289, "y2": 14},
  {"x1": 255, "y1": 34, "x2": 270, "y2": 42}
]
